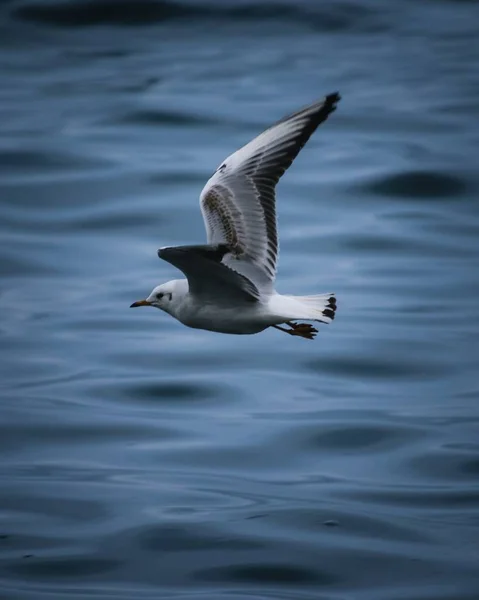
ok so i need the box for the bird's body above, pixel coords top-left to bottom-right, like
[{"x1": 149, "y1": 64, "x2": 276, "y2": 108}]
[
  {"x1": 159, "y1": 280, "x2": 335, "y2": 336},
  {"x1": 131, "y1": 93, "x2": 340, "y2": 340},
  {"x1": 159, "y1": 280, "x2": 332, "y2": 335},
  {"x1": 173, "y1": 291, "x2": 271, "y2": 335}
]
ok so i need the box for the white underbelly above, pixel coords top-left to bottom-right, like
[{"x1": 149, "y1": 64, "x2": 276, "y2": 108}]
[{"x1": 176, "y1": 300, "x2": 271, "y2": 335}]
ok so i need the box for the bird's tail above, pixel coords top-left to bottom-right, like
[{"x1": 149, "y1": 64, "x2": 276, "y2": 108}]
[{"x1": 281, "y1": 293, "x2": 337, "y2": 324}]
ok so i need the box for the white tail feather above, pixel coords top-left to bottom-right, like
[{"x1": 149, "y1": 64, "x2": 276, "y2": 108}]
[{"x1": 268, "y1": 293, "x2": 337, "y2": 324}]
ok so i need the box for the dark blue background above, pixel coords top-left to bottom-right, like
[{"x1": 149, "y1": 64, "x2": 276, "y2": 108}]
[{"x1": 1, "y1": 1, "x2": 478, "y2": 598}]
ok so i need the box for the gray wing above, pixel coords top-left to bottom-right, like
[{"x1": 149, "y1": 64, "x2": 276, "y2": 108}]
[
  {"x1": 158, "y1": 244, "x2": 260, "y2": 304},
  {"x1": 199, "y1": 93, "x2": 340, "y2": 294}
]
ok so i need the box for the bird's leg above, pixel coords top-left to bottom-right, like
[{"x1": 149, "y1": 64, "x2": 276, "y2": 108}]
[
  {"x1": 272, "y1": 322, "x2": 318, "y2": 340},
  {"x1": 287, "y1": 321, "x2": 318, "y2": 339}
]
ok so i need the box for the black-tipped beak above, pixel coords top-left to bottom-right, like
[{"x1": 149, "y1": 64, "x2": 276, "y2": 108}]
[{"x1": 130, "y1": 299, "x2": 152, "y2": 308}]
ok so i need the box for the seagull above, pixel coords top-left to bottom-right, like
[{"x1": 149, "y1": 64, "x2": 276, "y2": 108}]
[{"x1": 131, "y1": 93, "x2": 340, "y2": 340}]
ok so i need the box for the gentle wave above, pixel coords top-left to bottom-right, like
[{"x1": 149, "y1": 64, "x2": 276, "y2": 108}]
[
  {"x1": 11, "y1": 0, "x2": 381, "y2": 32},
  {"x1": 358, "y1": 169, "x2": 470, "y2": 200},
  {"x1": 1, "y1": 1, "x2": 479, "y2": 598}
]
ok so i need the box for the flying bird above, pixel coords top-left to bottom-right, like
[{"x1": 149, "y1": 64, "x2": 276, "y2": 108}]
[{"x1": 131, "y1": 93, "x2": 340, "y2": 340}]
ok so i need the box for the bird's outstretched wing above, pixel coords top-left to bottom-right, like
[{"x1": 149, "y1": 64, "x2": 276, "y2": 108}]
[
  {"x1": 199, "y1": 93, "x2": 340, "y2": 294},
  {"x1": 158, "y1": 244, "x2": 260, "y2": 304}
]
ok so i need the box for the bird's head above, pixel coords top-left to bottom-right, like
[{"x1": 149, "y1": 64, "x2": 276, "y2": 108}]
[{"x1": 130, "y1": 280, "x2": 180, "y2": 314}]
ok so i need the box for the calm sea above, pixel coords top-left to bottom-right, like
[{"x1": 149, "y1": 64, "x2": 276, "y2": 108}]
[{"x1": 1, "y1": 1, "x2": 478, "y2": 598}]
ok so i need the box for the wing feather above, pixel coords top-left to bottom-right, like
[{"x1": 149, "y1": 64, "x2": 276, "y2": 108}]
[
  {"x1": 199, "y1": 93, "x2": 340, "y2": 293},
  {"x1": 158, "y1": 245, "x2": 260, "y2": 303}
]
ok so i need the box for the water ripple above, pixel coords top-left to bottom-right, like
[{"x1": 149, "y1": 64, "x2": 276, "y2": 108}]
[
  {"x1": 359, "y1": 169, "x2": 469, "y2": 199},
  {"x1": 1, "y1": 1, "x2": 479, "y2": 598}
]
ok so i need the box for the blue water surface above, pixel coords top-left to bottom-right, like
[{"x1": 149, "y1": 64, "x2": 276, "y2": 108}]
[{"x1": 0, "y1": 1, "x2": 478, "y2": 599}]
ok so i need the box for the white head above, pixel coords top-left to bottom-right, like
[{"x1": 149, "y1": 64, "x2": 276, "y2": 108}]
[{"x1": 130, "y1": 279, "x2": 186, "y2": 315}]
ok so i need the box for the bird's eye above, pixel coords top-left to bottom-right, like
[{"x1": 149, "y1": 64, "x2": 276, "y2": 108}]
[{"x1": 156, "y1": 293, "x2": 164, "y2": 300}]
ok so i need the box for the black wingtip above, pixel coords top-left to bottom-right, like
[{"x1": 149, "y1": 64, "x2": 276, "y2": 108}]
[
  {"x1": 325, "y1": 92, "x2": 341, "y2": 110},
  {"x1": 327, "y1": 91, "x2": 341, "y2": 101}
]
